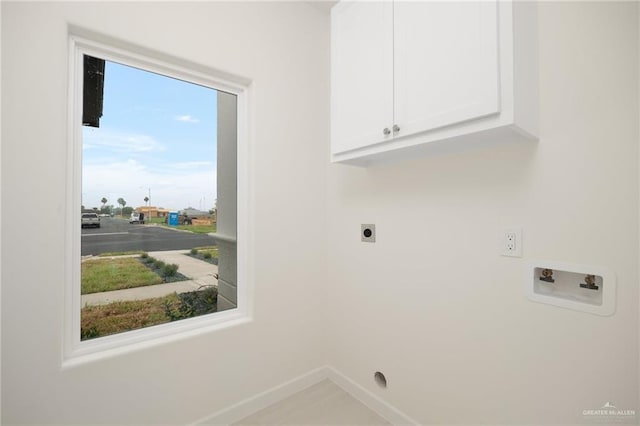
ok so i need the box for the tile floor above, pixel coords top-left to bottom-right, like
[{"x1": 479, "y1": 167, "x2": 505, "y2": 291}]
[{"x1": 233, "y1": 380, "x2": 390, "y2": 425}]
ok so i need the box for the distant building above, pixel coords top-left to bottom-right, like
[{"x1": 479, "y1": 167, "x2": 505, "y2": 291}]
[{"x1": 134, "y1": 206, "x2": 170, "y2": 218}]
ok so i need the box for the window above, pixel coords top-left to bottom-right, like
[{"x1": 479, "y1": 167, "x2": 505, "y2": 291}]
[{"x1": 65, "y1": 33, "x2": 249, "y2": 363}]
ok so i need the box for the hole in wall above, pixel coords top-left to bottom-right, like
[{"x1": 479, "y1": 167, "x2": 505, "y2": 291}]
[{"x1": 374, "y1": 371, "x2": 387, "y2": 388}]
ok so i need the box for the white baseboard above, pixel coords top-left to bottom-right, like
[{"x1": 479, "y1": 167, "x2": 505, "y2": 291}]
[
  {"x1": 191, "y1": 365, "x2": 417, "y2": 426},
  {"x1": 326, "y1": 366, "x2": 419, "y2": 426},
  {"x1": 191, "y1": 366, "x2": 328, "y2": 425}
]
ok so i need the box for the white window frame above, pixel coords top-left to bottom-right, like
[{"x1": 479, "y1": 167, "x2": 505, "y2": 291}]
[{"x1": 63, "y1": 31, "x2": 253, "y2": 367}]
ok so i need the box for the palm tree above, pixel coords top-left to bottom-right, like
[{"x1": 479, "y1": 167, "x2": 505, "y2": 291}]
[
  {"x1": 117, "y1": 198, "x2": 126, "y2": 217},
  {"x1": 101, "y1": 197, "x2": 107, "y2": 208},
  {"x1": 144, "y1": 196, "x2": 150, "y2": 221}
]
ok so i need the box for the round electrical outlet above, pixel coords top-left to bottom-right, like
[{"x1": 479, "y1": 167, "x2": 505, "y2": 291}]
[{"x1": 361, "y1": 224, "x2": 376, "y2": 242}]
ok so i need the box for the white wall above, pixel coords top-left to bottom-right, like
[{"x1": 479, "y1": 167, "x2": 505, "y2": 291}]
[
  {"x1": 327, "y1": 2, "x2": 639, "y2": 425},
  {"x1": 3, "y1": 2, "x2": 639, "y2": 425},
  {"x1": 1, "y1": 2, "x2": 329, "y2": 424}
]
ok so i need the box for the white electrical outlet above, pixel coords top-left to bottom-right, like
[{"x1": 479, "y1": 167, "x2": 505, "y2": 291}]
[{"x1": 501, "y1": 228, "x2": 522, "y2": 257}]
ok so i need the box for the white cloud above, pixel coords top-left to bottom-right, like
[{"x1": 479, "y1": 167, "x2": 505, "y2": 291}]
[
  {"x1": 175, "y1": 115, "x2": 199, "y2": 123},
  {"x1": 172, "y1": 161, "x2": 214, "y2": 170},
  {"x1": 82, "y1": 159, "x2": 216, "y2": 211},
  {"x1": 83, "y1": 129, "x2": 165, "y2": 153}
]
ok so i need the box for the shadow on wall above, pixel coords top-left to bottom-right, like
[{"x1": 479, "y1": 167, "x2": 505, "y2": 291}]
[{"x1": 331, "y1": 140, "x2": 539, "y2": 203}]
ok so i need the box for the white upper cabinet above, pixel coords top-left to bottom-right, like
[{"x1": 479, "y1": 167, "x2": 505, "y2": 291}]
[
  {"x1": 394, "y1": 1, "x2": 499, "y2": 136},
  {"x1": 331, "y1": 0, "x2": 538, "y2": 166},
  {"x1": 331, "y1": 1, "x2": 394, "y2": 154}
]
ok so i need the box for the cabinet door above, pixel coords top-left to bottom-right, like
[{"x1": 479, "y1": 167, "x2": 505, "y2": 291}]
[
  {"x1": 331, "y1": 1, "x2": 394, "y2": 154},
  {"x1": 393, "y1": 1, "x2": 500, "y2": 137}
]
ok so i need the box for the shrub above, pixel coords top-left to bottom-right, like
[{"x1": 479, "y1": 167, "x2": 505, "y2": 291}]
[
  {"x1": 162, "y1": 263, "x2": 179, "y2": 278},
  {"x1": 140, "y1": 252, "x2": 149, "y2": 259},
  {"x1": 163, "y1": 299, "x2": 182, "y2": 321},
  {"x1": 203, "y1": 252, "x2": 212, "y2": 259},
  {"x1": 81, "y1": 326, "x2": 100, "y2": 340},
  {"x1": 166, "y1": 287, "x2": 218, "y2": 321},
  {"x1": 190, "y1": 248, "x2": 198, "y2": 255},
  {"x1": 181, "y1": 287, "x2": 218, "y2": 317},
  {"x1": 153, "y1": 260, "x2": 166, "y2": 269}
]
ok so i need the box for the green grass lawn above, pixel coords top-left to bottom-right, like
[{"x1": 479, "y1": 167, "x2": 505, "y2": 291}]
[
  {"x1": 81, "y1": 294, "x2": 179, "y2": 340},
  {"x1": 192, "y1": 246, "x2": 218, "y2": 257},
  {"x1": 188, "y1": 246, "x2": 219, "y2": 264},
  {"x1": 174, "y1": 224, "x2": 216, "y2": 233},
  {"x1": 81, "y1": 257, "x2": 163, "y2": 294},
  {"x1": 81, "y1": 287, "x2": 219, "y2": 340}
]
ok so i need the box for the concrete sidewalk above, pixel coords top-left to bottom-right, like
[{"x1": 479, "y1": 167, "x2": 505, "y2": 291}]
[{"x1": 81, "y1": 250, "x2": 218, "y2": 306}]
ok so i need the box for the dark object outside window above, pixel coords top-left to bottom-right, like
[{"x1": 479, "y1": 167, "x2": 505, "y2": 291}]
[{"x1": 83, "y1": 55, "x2": 105, "y2": 128}]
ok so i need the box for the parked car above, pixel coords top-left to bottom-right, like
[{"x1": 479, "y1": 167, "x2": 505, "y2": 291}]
[
  {"x1": 129, "y1": 212, "x2": 145, "y2": 224},
  {"x1": 81, "y1": 212, "x2": 100, "y2": 228}
]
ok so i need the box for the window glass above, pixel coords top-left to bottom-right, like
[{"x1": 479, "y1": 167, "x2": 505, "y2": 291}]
[{"x1": 80, "y1": 56, "x2": 236, "y2": 341}]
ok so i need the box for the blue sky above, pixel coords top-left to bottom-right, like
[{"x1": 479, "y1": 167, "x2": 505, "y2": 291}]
[{"x1": 83, "y1": 60, "x2": 218, "y2": 212}]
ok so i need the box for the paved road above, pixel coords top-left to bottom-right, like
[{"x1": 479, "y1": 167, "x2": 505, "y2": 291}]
[{"x1": 81, "y1": 217, "x2": 217, "y2": 256}]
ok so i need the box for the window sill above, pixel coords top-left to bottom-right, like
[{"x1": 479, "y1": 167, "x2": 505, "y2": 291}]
[{"x1": 62, "y1": 309, "x2": 251, "y2": 369}]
